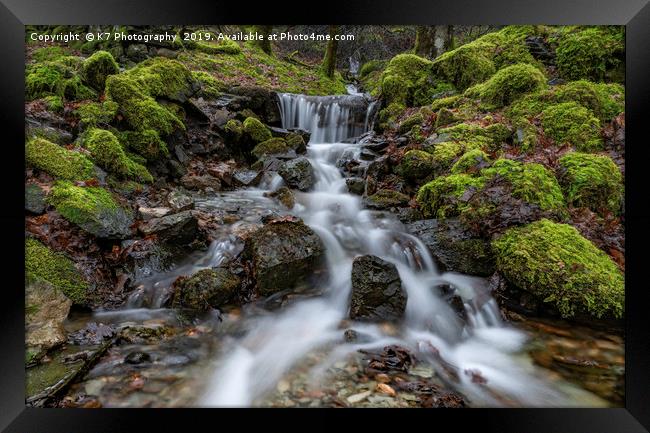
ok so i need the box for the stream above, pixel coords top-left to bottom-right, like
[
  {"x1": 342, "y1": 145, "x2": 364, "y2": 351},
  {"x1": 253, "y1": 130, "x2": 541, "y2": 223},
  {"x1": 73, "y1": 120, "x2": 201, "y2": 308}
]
[{"x1": 60, "y1": 89, "x2": 616, "y2": 408}]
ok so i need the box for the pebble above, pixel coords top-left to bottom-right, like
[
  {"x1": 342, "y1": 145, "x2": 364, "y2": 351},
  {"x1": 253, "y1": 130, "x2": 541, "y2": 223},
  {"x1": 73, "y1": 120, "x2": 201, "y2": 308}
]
[
  {"x1": 347, "y1": 390, "x2": 372, "y2": 404},
  {"x1": 276, "y1": 380, "x2": 291, "y2": 393},
  {"x1": 377, "y1": 383, "x2": 396, "y2": 397}
]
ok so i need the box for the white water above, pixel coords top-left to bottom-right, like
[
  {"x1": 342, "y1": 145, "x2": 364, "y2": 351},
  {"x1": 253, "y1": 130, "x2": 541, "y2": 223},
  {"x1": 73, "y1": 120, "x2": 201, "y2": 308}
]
[{"x1": 201, "y1": 92, "x2": 600, "y2": 407}]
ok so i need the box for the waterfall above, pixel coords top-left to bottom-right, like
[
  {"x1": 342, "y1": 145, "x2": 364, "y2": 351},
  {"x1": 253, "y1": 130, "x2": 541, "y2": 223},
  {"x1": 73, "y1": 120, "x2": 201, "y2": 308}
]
[{"x1": 201, "y1": 93, "x2": 579, "y2": 408}]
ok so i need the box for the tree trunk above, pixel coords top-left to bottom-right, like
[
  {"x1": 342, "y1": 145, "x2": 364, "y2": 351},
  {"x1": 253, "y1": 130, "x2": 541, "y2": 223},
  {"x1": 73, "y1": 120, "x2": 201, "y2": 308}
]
[
  {"x1": 254, "y1": 25, "x2": 273, "y2": 55},
  {"x1": 414, "y1": 26, "x2": 435, "y2": 58},
  {"x1": 322, "y1": 25, "x2": 339, "y2": 78},
  {"x1": 433, "y1": 25, "x2": 454, "y2": 58}
]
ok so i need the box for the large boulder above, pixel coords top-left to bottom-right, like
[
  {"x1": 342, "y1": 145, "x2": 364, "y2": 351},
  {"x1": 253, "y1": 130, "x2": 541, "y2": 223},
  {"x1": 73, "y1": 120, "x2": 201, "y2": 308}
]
[
  {"x1": 406, "y1": 218, "x2": 495, "y2": 276},
  {"x1": 349, "y1": 255, "x2": 406, "y2": 322},
  {"x1": 244, "y1": 220, "x2": 325, "y2": 296},
  {"x1": 170, "y1": 268, "x2": 241, "y2": 310},
  {"x1": 138, "y1": 210, "x2": 199, "y2": 246},
  {"x1": 278, "y1": 157, "x2": 315, "y2": 191},
  {"x1": 26, "y1": 280, "x2": 72, "y2": 361}
]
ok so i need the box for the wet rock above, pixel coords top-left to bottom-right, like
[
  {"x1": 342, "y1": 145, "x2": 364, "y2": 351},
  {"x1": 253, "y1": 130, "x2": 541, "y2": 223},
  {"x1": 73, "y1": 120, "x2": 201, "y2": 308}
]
[
  {"x1": 124, "y1": 351, "x2": 151, "y2": 365},
  {"x1": 138, "y1": 206, "x2": 172, "y2": 221},
  {"x1": 180, "y1": 174, "x2": 221, "y2": 191},
  {"x1": 360, "y1": 149, "x2": 379, "y2": 161},
  {"x1": 227, "y1": 85, "x2": 281, "y2": 124},
  {"x1": 350, "y1": 255, "x2": 407, "y2": 322},
  {"x1": 68, "y1": 322, "x2": 116, "y2": 346},
  {"x1": 365, "y1": 189, "x2": 410, "y2": 210},
  {"x1": 26, "y1": 281, "x2": 72, "y2": 361},
  {"x1": 346, "y1": 177, "x2": 365, "y2": 195},
  {"x1": 166, "y1": 189, "x2": 194, "y2": 212},
  {"x1": 139, "y1": 210, "x2": 199, "y2": 246},
  {"x1": 25, "y1": 117, "x2": 73, "y2": 146},
  {"x1": 244, "y1": 220, "x2": 325, "y2": 296},
  {"x1": 406, "y1": 218, "x2": 495, "y2": 276},
  {"x1": 267, "y1": 186, "x2": 295, "y2": 209},
  {"x1": 26, "y1": 183, "x2": 47, "y2": 214},
  {"x1": 126, "y1": 43, "x2": 149, "y2": 62},
  {"x1": 170, "y1": 268, "x2": 241, "y2": 310},
  {"x1": 206, "y1": 162, "x2": 234, "y2": 186},
  {"x1": 278, "y1": 157, "x2": 315, "y2": 191},
  {"x1": 232, "y1": 169, "x2": 263, "y2": 187},
  {"x1": 364, "y1": 141, "x2": 389, "y2": 153}
]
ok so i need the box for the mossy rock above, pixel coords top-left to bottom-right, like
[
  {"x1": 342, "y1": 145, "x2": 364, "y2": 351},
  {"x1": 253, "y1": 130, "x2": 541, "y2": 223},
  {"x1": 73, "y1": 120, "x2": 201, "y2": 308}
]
[
  {"x1": 541, "y1": 102, "x2": 602, "y2": 151},
  {"x1": 194, "y1": 35, "x2": 242, "y2": 55},
  {"x1": 120, "y1": 129, "x2": 169, "y2": 161},
  {"x1": 223, "y1": 119, "x2": 244, "y2": 140},
  {"x1": 397, "y1": 150, "x2": 436, "y2": 182},
  {"x1": 74, "y1": 100, "x2": 119, "y2": 128},
  {"x1": 480, "y1": 159, "x2": 565, "y2": 213},
  {"x1": 48, "y1": 181, "x2": 133, "y2": 239},
  {"x1": 437, "y1": 122, "x2": 512, "y2": 152},
  {"x1": 171, "y1": 268, "x2": 241, "y2": 311},
  {"x1": 366, "y1": 189, "x2": 410, "y2": 209},
  {"x1": 243, "y1": 117, "x2": 273, "y2": 143},
  {"x1": 26, "y1": 137, "x2": 95, "y2": 181},
  {"x1": 81, "y1": 50, "x2": 119, "y2": 91},
  {"x1": 82, "y1": 128, "x2": 153, "y2": 182},
  {"x1": 554, "y1": 27, "x2": 624, "y2": 82},
  {"x1": 43, "y1": 95, "x2": 64, "y2": 113},
  {"x1": 127, "y1": 57, "x2": 198, "y2": 102},
  {"x1": 285, "y1": 133, "x2": 306, "y2": 153},
  {"x1": 430, "y1": 141, "x2": 475, "y2": 171},
  {"x1": 378, "y1": 102, "x2": 407, "y2": 130},
  {"x1": 464, "y1": 63, "x2": 547, "y2": 109},
  {"x1": 493, "y1": 219, "x2": 624, "y2": 319},
  {"x1": 431, "y1": 44, "x2": 496, "y2": 91},
  {"x1": 192, "y1": 71, "x2": 224, "y2": 99},
  {"x1": 380, "y1": 54, "x2": 451, "y2": 107},
  {"x1": 26, "y1": 57, "x2": 96, "y2": 101},
  {"x1": 416, "y1": 173, "x2": 485, "y2": 218},
  {"x1": 251, "y1": 138, "x2": 289, "y2": 159},
  {"x1": 25, "y1": 238, "x2": 88, "y2": 304},
  {"x1": 434, "y1": 108, "x2": 459, "y2": 129},
  {"x1": 398, "y1": 112, "x2": 424, "y2": 134},
  {"x1": 450, "y1": 149, "x2": 491, "y2": 175},
  {"x1": 558, "y1": 152, "x2": 623, "y2": 215}
]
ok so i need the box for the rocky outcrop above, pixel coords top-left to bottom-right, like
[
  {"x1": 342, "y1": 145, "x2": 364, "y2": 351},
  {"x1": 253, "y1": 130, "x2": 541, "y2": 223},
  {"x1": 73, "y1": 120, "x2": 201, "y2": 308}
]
[
  {"x1": 170, "y1": 268, "x2": 241, "y2": 310},
  {"x1": 138, "y1": 211, "x2": 199, "y2": 246},
  {"x1": 349, "y1": 255, "x2": 406, "y2": 322},
  {"x1": 244, "y1": 220, "x2": 325, "y2": 296},
  {"x1": 278, "y1": 157, "x2": 315, "y2": 191}
]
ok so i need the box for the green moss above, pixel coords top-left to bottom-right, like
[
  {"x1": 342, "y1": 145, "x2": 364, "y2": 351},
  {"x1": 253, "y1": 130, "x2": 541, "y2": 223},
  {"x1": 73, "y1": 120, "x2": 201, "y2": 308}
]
[
  {"x1": 553, "y1": 80, "x2": 624, "y2": 122},
  {"x1": 120, "y1": 129, "x2": 169, "y2": 161},
  {"x1": 493, "y1": 219, "x2": 624, "y2": 319},
  {"x1": 558, "y1": 152, "x2": 623, "y2": 215},
  {"x1": 195, "y1": 36, "x2": 242, "y2": 55},
  {"x1": 554, "y1": 27, "x2": 624, "y2": 82},
  {"x1": 451, "y1": 149, "x2": 491, "y2": 175},
  {"x1": 243, "y1": 117, "x2": 272, "y2": 143},
  {"x1": 378, "y1": 102, "x2": 406, "y2": 130},
  {"x1": 436, "y1": 122, "x2": 512, "y2": 154},
  {"x1": 25, "y1": 238, "x2": 88, "y2": 304},
  {"x1": 430, "y1": 141, "x2": 471, "y2": 170},
  {"x1": 398, "y1": 112, "x2": 424, "y2": 134},
  {"x1": 285, "y1": 133, "x2": 306, "y2": 151},
  {"x1": 25, "y1": 137, "x2": 95, "y2": 181},
  {"x1": 191, "y1": 71, "x2": 224, "y2": 98},
  {"x1": 251, "y1": 137, "x2": 289, "y2": 158},
  {"x1": 74, "y1": 100, "x2": 118, "y2": 128},
  {"x1": 367, "y1": 189, "x2": 410, "y2": 207},
  {"x1": 223, "y1": 119, "x2": 243, "y2": 140},
  {"x1": 81, "y1": 50, "x2": 119, "y2": 91},
  {"x1": 480, "y1": 159, "x2": 565, "y2": 212},
  {"x1": 397, "y1": 150, "x2": 436, "y2": 181},
  {"x1": 43, "y1": 95, "x2": 64, "y2": 113},
  {"x1": 416, "y1": 173, "x2": 485, "y2": 218},
  {"x1": 359, "y1": 60, "x2": 387, "y2": 78},
  {"x1": 541, "y1": 102, "x2": 602, "y2": 151},
  {"x1": 380, "y1": 54, "x2": 448, "y2": 107},
  {"x1": 82, "y1": 128, "x2": 153, "y2": 182},
  {"x1": 26, "y1": 57, "x2": 96, "y2": 101},
  {"x1": 431, "y1": 43, "x2": 496, "y2": 91},
  {"x1": 464, "y1": 63, "x2": 547, "y2": 109},
  {"x1": 127, "y1": 57, "x2": 197, "y2": 102},
  {"x1": 32, "y1": 46, "x2": 66, "y2": 62},
  {"x1": 430, "y1": 95, "x2": 462, "y2": 112},
  {"x1": 434, "y1": 108, "x2": 460, "y2": 129}
]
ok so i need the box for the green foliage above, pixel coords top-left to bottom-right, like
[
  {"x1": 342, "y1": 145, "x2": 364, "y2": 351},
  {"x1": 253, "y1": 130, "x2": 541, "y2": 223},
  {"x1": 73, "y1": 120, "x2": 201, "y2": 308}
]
[
  {"x1": 416, "y1": 173, "x2": 485, "y2": 218},
  {"x1": 558, "y1": 152, "x2": 623, "y2": 215},
  {"x1": 251, "y1": 138, "x2": 289, "y2": 158},
  {"x1": 397, "y1": 150, "x2": 436, "y2": 181},
  {"x1": 82, "y1": 128, "x2": 153, "y2": 182},
  {"x1": 464, "y1": 63, "x2": 547, "y2": 108},
  {"x1": 74, "y1": 100, "x2": 119, "y2": 128},
  {"x1": 451, "y1": 148, "x2": 491, "y2": 175},
  {"x1": 541, "y1": 102, "x2": 602, "y2": 151},
  {"x1": 25, "y1": 137, "x2": 95, "y2": 181},
  {"x1": 120, "y1": 129, "x2": 169, "y2": 161},
  {"x1": 480, "y1": 159, "x2": 565, "y2": 212},
  {"x1": 243, "y1": 117, "x2": 272, "y2": 143},
  {"x1": 493, "y1": 219, "x2": 624, "y2": 319},
  {"x1": 25, "y1": 238, "x2": 88, "y2": 304},
  {"x1": 554, "y1": 27, "x2": 624, "y2": 82},
  {"x1": 81, "y1": 50, "x2": 119, "y2": 91},
  {"x1": 43, "y1": 95, "x2": 64, "y2": 113}
]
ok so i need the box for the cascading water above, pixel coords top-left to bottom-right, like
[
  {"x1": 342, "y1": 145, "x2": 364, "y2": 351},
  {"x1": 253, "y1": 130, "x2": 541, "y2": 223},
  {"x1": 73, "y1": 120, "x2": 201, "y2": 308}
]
[{"x1": 201, "y1": 92, "x2": 599, "y2": 407}]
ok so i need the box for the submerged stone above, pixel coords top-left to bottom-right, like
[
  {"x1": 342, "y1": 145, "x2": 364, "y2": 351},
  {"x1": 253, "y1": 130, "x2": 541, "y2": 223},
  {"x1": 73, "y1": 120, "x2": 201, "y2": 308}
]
[{"x1": 350, "y1": 255, "x2": 406, "y2": 322}]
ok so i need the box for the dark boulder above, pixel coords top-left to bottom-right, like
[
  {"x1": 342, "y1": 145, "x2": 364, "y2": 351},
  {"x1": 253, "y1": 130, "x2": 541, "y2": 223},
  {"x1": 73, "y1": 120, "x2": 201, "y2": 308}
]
[
  {"x1": 138, "y1": 210, "x2": 199, "y2": 246},
  {"x1": 346, "y1": 177, "x2": 366, "y2": 195},
  {"x1": 278, "y1": 157, "x2": 315, "y2": 191},
  {"x1": 350, "y1": 255, "x2": 406, "y2": 322},
  {"x1": 227, "y1": 86, "x2": 281, "y2": 124},
  {"x1": 406, "y1": 218, "x2": 495, "y2": 277},
  {"x1": 244, "y1": 220, "x2": 325, "y2": 296},
  {"x1": 26, "y1": 183, "x2": 47, "y2": 214},
  {"x1": 170, "y1": 268, "x2": 241, "y2": 310}
]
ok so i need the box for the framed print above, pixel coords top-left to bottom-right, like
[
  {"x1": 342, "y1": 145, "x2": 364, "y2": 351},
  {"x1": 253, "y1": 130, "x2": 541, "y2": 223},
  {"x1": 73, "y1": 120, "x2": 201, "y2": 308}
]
[{"x1": 1, "y1": 0, "x2": 649, "y2": 431}]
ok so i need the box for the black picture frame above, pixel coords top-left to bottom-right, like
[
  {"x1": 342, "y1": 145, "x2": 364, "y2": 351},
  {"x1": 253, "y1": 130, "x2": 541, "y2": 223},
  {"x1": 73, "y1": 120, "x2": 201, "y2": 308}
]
[{"x1": 2, "y1": 1, "x2": 649, "y2": 431}]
